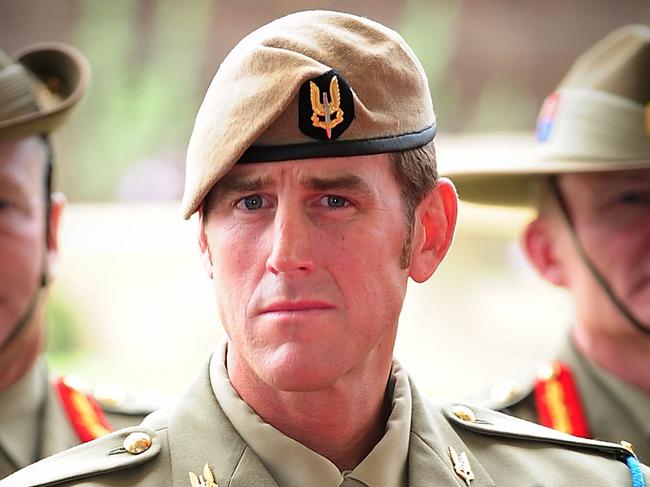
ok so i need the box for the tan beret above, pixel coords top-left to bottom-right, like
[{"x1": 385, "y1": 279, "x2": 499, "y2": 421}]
[
  {"x1": 442, "y1": 24, "x2": 650, "y2": 207},
  {"x1": 182, "y1": 10, "x2": 436, "y2": 219},
  {"x1": 0, "y1": 42, "x2": 89, "y2": 141}
]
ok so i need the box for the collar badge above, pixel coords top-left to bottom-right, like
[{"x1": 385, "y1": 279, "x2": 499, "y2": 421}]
[{"x1": 189, "y1": 463, "x2": 219, "y2": 487}]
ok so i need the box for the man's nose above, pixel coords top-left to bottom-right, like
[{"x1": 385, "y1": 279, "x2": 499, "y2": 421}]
[{"x1": 265, "y1": 205, "x2": 316, "y2": 275}]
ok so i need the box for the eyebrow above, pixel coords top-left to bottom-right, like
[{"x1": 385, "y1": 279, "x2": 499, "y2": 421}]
[
  {"x1": 589, "y1": 172, "x2": 650, "y2": 191},
  {"x1": 610, "y1": 173, "x2": 650, "y2": 184},
  {"x1": 210, "y1": 174, "x2": 275, "y2": 203},
  {"x1": 212, "y1": 172, "x2": 373, "y2": 200},
  {"x1": 300, "y1": 174, "x2": 373, "y2": 195}
]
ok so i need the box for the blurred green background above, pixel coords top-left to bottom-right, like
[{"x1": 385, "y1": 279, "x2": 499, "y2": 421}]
[{"x1": 1, "y1": 0, "x2": 647, "y2": 400}]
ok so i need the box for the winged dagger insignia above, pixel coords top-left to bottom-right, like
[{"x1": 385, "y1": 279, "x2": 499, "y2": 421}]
[
  {"x1": 448, "y1": 446, "x2": 475, "y2": 486},
  {"x1": 189, "y1": 464, "x2": 219, "y2": 487},
  {"x1": 309, "y1": 75, "x2": 344, "y2": 139}
]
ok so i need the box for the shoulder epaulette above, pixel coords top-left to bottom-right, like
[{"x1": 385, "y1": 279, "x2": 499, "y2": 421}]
[
  {"x1": 54, "y1": 376, "x2": 112, "y2": 442},
  {"x1": 0, "y1": 426, "x2": 161, "y2": 487},
  {"x1": 444, "y1": 403, "x2": 626, "y2": 459},
  {"x1": 443, "y1": 402, "x2": 645, "y2": 487},
  {"x1": 533, "y1": 361, "x2": 590, "y2": 438}
]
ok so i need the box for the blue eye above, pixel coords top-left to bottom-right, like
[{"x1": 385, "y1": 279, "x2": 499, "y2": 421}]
[
  {"x1": 323, "y1": 195, "x2": 349, "y2": 208},
  {"x1": 237, "y1": 195, "x2": 265, "y2": 210}
]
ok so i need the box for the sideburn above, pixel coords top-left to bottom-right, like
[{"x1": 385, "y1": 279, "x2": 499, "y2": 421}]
[{"x1": 399, "y1": 204, "x2": 416, "y2": 269}]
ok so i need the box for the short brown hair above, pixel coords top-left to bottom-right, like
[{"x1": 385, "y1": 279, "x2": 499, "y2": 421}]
[{"x1": 389, "y1": 140, "x2": 438, "y2": 268}]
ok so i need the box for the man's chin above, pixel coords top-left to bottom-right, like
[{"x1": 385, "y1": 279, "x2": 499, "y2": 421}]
[
  {"x1": 262, "y1": 373, "x2": 341, "y2": 393},
  {"x1": 256, "y1": 346, "x2": 348, "y2": 392}
]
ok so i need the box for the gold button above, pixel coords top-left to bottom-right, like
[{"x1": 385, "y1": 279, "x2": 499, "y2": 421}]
[
  {"x1": 451, "y1": 405, "x2": 476, "y2": 423},
  {"x1": 621, "y1": 440, "x2": 635, "y2": 454},
  {"x1": 123, "y1": 432, "x2": 152, "y2": 454}
]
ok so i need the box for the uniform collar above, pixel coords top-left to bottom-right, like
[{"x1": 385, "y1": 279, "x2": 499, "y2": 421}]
[
  {"x1": 348, "y1": 358, "x2": 410, "y2": 487},
  {"x1": 0, "y1": 359, "x2": 79, "y2": 473},
  {"x1": 164, "y1": 348, "x2": 494, "y2": 487},
  {"x1": 0, "y1": 360, "x2": 45, "y2": 468},
  {"x1": 590, "y1": 363, "x2": 650, "y2": 437},
  {"x1": 562, "y1": 338, "x2": 650, "y2": 439},
  {"x1": 210, "y1": 340, "x2": 410, "y2": 487},
  {"x1": 406, "y1": 378, "x2": 496, "y2": 487}
]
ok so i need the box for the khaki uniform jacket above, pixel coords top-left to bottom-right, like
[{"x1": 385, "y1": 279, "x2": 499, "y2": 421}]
[
  {"x1": 478, "y1": 336, "x2": 650, "y2": 463},
  {"x1": 2, "y1": 355, "x2": 647, "y2": 487},
  {"x1": 0, "y1": 362, "x2": 156, "y2": 479}
]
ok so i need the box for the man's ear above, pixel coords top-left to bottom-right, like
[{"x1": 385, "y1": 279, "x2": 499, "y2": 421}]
[
  {"x1": 197, "y1": 204, "x2": 214, "y2": 279},
  {"x1": 522, "y1": 217, "x2": 567, "y2": 286},
  {"x1": 409, "y1": 178, "x2": 458, "y2": 283},
  {"x1": 45, "y1": 192, "x2": 66, "y2": 280}
]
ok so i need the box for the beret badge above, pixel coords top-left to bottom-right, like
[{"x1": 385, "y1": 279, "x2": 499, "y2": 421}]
[{"x1": 299, "y1": 69, "x2": 355, "y2": 140}]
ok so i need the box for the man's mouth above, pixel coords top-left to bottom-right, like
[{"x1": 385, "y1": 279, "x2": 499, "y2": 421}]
[{"x1": 259, "y1": 301, "x2": 335, "y2": 315}]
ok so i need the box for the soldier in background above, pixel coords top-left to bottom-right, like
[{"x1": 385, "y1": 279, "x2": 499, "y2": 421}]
[
  {"x1": 4, "y1": 13, "x2": 648, "y2": 487},
  {"x1": 0, "y1": 43, "x2": 155, "y2": 478},
  {"x1": 446, "y1": 25, "x2": 650, "y2": 462}
]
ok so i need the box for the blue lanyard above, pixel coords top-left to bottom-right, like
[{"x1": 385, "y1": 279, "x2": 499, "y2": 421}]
[{"x1": 626, "y1": 454, "x2": 646, "y2": 487}]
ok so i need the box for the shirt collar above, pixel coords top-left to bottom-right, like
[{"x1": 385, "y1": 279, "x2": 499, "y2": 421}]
[
  {"x1": 210, "y1": 340, "x2": 410, "y2": 487},
  {"x1": 347, "y1": 357, "x2": 411, "y2": 487}
]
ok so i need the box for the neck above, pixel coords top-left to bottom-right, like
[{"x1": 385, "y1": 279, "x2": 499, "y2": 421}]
[
  {"x1": 228, "y1": 348, "x2": 393, "y2": 471},
  {"x1": 573, "y1": 325, "x2": 650, "y2": 393},
  {"x1": 0, "y1": 299, "x2": 45, "y2": 392}
]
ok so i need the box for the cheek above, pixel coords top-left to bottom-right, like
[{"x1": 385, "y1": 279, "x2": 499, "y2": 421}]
[
  {"x1": 319, "y1": 215, "x2": 406, "y2": 267},
  {"x1": 0, "y1": 217, "x2": 44, "y2": 277},
  {"x1": 317, "y1": 218, "x2": 408, "y2": 313},
  {"x1": 580, "y1": 222, "x2": 642, "y2": 278},
  {"x1": 210, "y1": 225, "x2": 266, "y2": 319}
]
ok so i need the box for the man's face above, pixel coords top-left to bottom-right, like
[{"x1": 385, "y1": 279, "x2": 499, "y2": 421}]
[
  {"x1": 0, "y1": 137, "x2": 49, "y2": 347},
  {"x1": 545, "y1": 169, "x2": 650, "y2": 334},
  {"x1": 200, "y1": 154, "x2": 435, "y2": 391}
]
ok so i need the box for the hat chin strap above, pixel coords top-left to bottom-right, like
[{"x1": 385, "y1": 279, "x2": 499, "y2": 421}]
[
  {"x1": 0, "y1": 286, "x2": 42, "y2": 352},
  {"x1": 0, "y1": 260, "x2": 48, "y2": 352},
  {"x1": 550, "y1": 179, "x2": 650, "y2": 335},
  {"x1": 2, "y1": 174, "x2": 51, "y2": 351}
]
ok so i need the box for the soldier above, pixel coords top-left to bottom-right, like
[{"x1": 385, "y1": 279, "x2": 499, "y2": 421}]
[
  {"x1": 3, "y1": 12, "x2": 648, "y2": 487},
  {"x1": 444, "y1": 25, "x2": 650, "y2": 462},
  {"x1": 0, "y1": 43, "x2": 156, "y2": 478}
]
